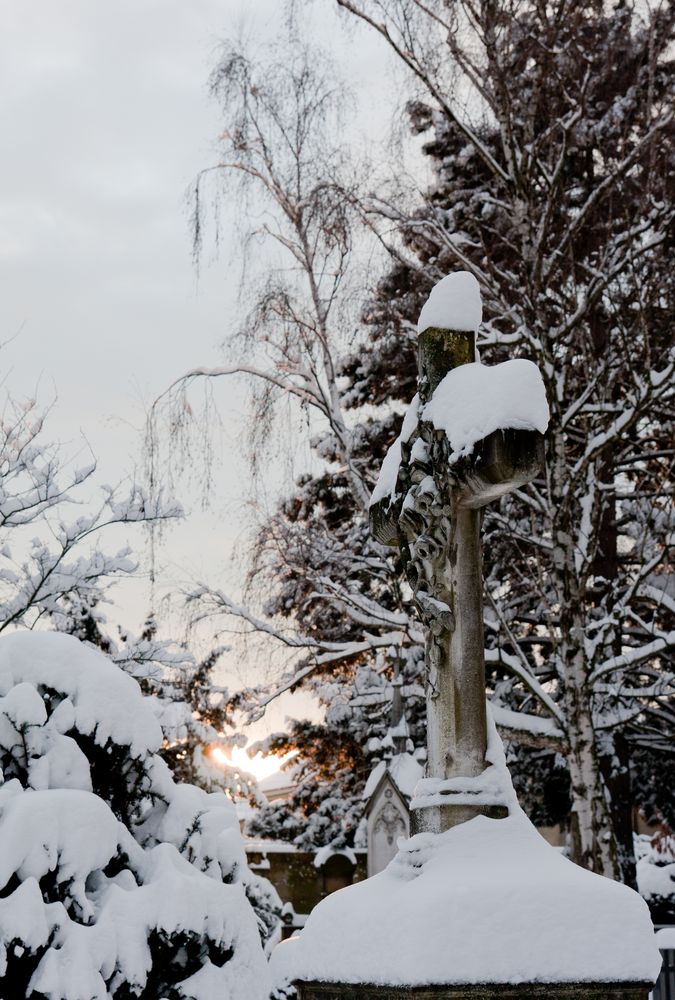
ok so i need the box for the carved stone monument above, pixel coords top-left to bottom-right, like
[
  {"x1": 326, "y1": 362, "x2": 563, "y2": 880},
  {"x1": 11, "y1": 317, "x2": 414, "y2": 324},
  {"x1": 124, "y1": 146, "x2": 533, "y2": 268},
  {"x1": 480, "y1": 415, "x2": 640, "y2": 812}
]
[
  {"x1": 270, "y1": 274, "x2": 660, "y2": 1000},
  {"x1": 370, "y1": 295, "x2": 544, "y2": 835}
]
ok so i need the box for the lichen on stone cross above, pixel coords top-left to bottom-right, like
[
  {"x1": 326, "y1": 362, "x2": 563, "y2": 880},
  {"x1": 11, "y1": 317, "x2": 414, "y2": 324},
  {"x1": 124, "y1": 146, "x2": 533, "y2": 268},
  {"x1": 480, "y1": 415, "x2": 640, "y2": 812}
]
[{"x1": 369, "y1": 273, "x2": 546, "y2": 834}]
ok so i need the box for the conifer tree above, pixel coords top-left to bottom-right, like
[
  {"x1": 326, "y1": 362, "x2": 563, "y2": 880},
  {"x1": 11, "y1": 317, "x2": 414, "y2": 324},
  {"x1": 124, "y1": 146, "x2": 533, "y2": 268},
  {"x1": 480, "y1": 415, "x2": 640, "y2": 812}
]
[{"x1": 330, "y1": 0, "x2": 674, "y2": 883}]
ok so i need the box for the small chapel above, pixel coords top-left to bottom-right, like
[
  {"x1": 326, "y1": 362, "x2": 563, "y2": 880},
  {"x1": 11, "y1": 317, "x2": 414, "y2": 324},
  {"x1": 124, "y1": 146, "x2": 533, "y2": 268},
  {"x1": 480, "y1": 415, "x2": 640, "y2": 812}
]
[{"x1": 362, "y1": 675, "x2": 424, "y2": 877}]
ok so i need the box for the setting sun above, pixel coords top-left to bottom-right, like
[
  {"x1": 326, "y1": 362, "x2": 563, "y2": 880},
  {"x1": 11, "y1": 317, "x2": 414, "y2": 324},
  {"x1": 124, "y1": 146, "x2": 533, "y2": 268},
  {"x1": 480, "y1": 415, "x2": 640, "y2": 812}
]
[{"x1": 210, "y1": 745, "x2": 295, "y2": 783}]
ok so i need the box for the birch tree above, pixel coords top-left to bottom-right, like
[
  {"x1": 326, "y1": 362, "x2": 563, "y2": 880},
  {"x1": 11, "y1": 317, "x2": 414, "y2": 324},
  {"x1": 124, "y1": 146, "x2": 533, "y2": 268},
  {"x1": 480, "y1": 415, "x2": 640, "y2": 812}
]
[{"x1": 151, "y1": 43, "x2": 429, "y2": 847}]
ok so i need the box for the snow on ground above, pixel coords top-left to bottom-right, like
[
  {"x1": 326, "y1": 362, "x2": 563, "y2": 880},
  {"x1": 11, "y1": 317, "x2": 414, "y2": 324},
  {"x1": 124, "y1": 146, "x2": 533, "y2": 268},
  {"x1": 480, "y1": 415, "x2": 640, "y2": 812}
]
[{"x1": 270, "y1": 720, "x2": 660, "y2": 991}]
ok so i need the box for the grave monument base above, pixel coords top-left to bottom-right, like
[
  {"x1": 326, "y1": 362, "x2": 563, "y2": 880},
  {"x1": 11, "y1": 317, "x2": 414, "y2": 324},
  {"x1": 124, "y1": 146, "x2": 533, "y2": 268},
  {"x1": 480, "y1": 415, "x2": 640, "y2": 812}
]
[
  {"x1": 271, "y1": 738, "x2": 660, "y2": 999},
  {"x1": 296, "y1": 981, "x2": 650, "y2": 1000}
]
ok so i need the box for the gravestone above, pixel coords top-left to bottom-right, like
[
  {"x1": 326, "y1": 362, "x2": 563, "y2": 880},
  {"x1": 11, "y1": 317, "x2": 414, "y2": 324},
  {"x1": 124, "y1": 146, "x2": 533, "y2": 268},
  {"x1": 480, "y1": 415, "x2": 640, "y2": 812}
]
[
  {"x1": 366, "y1": 772, "x2": 409, "y2": 877},
  {"x1": 370, "y1": 301, "x2": 544, "y2": 835},
  {"x1": 271, "y1": 274, "x2": 659, "y2": 1000}
]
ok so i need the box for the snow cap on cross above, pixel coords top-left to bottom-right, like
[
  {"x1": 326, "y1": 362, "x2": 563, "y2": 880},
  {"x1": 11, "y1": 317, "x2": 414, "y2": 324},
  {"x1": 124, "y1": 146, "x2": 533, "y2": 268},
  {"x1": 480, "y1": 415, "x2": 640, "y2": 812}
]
[{"x1": 417, "y1": 270, "x2": 482, "y2": 335}]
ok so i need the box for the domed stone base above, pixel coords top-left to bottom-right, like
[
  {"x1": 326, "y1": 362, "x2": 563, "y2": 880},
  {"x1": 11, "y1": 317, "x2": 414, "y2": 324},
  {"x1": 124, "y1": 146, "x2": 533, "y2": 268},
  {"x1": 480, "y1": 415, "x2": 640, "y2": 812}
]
[
  {"x1": 296, "y1": 981, "x2": 650, "y2": 999},
  {"x1": 270, "y1": 791, "x2": 660, "y2": 999}
]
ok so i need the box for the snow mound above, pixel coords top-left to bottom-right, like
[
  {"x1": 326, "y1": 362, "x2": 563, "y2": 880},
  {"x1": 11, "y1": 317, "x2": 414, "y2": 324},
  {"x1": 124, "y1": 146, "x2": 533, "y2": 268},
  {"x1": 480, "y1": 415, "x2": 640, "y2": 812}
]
[
  {"x1": 271, "y1": 809, "x2": 660, "y2": 990},
  {"x1": 424, "y1": 359, "x2": 549, "y2": 463},
  {"x1": 418, "y1": 272, "x2": 482, "y2": 334}
]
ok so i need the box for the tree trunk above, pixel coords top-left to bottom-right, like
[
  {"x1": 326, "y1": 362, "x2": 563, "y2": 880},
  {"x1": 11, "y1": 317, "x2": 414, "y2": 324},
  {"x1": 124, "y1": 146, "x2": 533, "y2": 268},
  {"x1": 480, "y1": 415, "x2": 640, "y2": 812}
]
[
  {"x1": 551, "y1": 430, "x2": 621, "y2": 881},
  {"x1": 565, "y1": 684, "x2": 620, "y2": 881},
  {"x1": 599, "y1": 732, "x2": 637, "y2": 888}
]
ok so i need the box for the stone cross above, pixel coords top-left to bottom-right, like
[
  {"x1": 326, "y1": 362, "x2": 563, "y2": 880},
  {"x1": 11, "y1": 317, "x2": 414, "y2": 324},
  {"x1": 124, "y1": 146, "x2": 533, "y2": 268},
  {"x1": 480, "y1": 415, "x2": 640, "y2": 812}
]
[{"x1": 370, "y1": 321, "x2": 545, "y2": 835}]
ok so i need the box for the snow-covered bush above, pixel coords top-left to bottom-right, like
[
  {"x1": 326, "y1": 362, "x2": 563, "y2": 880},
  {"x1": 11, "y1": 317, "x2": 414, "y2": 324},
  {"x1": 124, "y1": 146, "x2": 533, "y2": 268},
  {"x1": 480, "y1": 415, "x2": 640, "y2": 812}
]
[
  {"x1": 636, "y1": 829, "x2": 675, "y2": 924},
  {"x1": 0, "y1": 630, "x2": 274, "y2": 999}
]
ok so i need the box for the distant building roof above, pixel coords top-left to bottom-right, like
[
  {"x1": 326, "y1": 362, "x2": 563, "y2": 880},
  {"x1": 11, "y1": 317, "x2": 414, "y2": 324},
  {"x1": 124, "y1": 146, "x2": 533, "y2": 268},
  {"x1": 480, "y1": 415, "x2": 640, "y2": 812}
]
[{"x1": 259, "y1": 762, "x2": 301, "y2": 801}]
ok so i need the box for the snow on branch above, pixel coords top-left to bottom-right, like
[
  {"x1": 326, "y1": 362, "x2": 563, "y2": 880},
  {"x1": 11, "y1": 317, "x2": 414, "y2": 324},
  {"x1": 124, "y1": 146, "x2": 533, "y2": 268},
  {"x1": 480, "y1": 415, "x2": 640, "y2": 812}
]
[
  {"x1": 547, "y1": 111, "x2": 674, "y2": 279},
  {"x1": 484, "y1": 645, "x2": 566, "y2": 727},
  {"x1": 588, "y1": 631, "x2": 675, "y2": 686},
  {"x1": 0, "y1": 395, "x2": 182, "y2": 633},
  {"x1": 312, "y1": 575, "x2": 420, "y2": 634},
  {"x1": 567, "y1": 356, "x2": 675, "y2": 487},
  {"x1": 490, "y1": 703, "x2": 568, "y2": 751}
]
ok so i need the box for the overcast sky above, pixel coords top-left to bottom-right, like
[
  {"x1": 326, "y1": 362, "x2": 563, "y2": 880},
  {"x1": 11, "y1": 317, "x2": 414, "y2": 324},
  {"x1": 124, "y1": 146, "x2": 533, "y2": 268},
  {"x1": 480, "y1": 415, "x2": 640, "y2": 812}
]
[{"x1": 0, "y1": 0, "x2": 399, "y2": 739}]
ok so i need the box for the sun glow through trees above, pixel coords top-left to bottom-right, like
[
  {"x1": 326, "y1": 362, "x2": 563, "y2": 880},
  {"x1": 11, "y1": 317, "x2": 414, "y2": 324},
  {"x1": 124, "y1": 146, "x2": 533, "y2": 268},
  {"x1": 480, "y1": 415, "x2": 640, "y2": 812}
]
[{"x1": 210, "y1": 745, "x2": 294, "y2": 782}]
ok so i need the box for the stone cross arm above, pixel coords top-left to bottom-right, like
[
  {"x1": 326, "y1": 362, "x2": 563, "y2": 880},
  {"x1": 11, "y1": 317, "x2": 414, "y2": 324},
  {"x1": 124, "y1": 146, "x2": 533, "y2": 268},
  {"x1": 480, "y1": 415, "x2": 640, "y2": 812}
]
[
  {"x1": 371, "y1": 325, "x2": 546, "y2": 546},
  {"x1": 371, "y1": 423, "x2": 544, "y2": 546}
]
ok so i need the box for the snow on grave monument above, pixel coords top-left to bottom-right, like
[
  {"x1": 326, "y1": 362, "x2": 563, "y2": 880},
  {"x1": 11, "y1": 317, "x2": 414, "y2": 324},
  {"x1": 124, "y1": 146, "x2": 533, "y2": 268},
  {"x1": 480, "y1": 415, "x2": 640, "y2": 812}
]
[{"x1": 269, "y1": 273, "x2": 661, "y2": 1000}]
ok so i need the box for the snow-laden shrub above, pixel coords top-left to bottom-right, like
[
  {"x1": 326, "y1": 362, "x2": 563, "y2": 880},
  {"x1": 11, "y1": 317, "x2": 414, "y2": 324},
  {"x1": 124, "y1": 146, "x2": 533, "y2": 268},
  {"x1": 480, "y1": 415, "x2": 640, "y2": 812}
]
[
  {"x1": 0, "y1": 631, "x2": 273, "y2": 1000},
  {"x1": 636, "y1": 829, "x2": 675, "y2": 924}
]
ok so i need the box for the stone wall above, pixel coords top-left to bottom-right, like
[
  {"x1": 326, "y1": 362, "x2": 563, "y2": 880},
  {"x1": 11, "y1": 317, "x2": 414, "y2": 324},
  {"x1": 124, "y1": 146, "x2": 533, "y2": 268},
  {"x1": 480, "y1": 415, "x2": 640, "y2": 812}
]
[{"x1": 246, "y1": 846, "x2": 367, "y2": 915}]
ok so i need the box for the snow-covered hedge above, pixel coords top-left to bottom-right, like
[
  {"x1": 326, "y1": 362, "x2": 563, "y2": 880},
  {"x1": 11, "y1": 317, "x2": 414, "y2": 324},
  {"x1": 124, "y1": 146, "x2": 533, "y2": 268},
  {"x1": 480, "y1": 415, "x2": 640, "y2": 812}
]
[
  {"x1": 0, "y1": 631, "x2": 273, "y2": 1000},
  {"x1": 636, "y1": 830, "x2": 675, "y2": 924}
]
